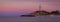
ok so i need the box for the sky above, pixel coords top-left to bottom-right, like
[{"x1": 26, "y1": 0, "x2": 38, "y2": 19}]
[{"x1": 0, "y1": 0, "x2": 60, "y2": 16}]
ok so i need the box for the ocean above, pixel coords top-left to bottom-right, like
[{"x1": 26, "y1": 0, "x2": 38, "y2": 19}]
[{"x1": 0, "y1": 15, "x2": 60, "y2": 22}]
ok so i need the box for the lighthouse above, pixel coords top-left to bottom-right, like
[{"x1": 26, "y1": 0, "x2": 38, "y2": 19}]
[{"x1": 33, "y1": 4, "x2": 41, "y2": 16}]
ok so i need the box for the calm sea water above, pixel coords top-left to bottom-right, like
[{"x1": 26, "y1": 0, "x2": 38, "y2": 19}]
[{"x1": 0, "y1": 15, "x2": 60, "y2": 22}]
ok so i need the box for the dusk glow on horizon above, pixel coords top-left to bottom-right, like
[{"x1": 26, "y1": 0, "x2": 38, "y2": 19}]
[
  {"x1": 0, "y1": 1, "x2": 39, "y2": 16},
  {"x1": 0, "y1": 0, "x2": 60, "y2": 16}
]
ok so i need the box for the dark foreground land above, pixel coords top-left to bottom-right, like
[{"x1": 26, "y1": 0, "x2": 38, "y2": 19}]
[{"x1": 0, "y1": 15, "x2": 60, "y2": 22}]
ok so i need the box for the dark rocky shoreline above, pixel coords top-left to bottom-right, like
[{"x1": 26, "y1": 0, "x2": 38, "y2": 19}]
[{"x1": 20, "y1": 10, "x2": 60, "y2": 17}]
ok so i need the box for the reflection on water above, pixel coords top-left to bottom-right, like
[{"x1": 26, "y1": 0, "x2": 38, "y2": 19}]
[{"x1": 0, "y1": 15, "x2": 60, "y2": 22}]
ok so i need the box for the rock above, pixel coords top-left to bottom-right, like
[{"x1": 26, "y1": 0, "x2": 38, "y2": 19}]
[{"x1": 20, "y1": 15, "x2": 35, "y2": 17}]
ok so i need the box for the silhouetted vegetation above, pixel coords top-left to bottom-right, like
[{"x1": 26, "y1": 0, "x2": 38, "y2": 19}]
[
  {"x1": 40, "y1": 10, "x2": 60, "y2": 15},
  {"x1": 50, "y1": 10, "x2": 60, "y2": 15}
]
